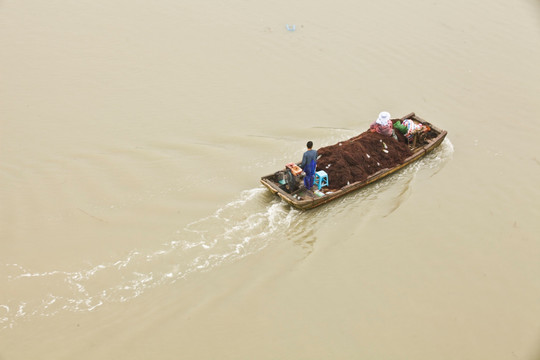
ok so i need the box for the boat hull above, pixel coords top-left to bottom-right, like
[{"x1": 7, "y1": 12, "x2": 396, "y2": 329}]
[{"x1": 260, "y1": 113, "x2": 447, "y2": 210}]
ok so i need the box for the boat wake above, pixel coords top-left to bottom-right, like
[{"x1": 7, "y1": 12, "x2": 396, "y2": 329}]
[
  {"x1": 0, "y1": 138, "x2": 453, "y2": 330},
  {"x1": 365, "y1": 137, "x2": 455, "y2": 217},
  {"x1": 0, "y1": 188, "x2": 300, "y2": 330}
]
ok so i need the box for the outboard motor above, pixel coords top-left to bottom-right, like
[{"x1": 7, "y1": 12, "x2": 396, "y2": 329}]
[
  {"x1": 275, "y1": 168, "x2": 300, "y2": 194},
  {"x1": 284, "y1": 168, "x2": 299, "y2": 193}
]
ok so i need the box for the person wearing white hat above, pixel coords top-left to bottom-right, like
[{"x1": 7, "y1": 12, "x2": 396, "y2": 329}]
[{"x1": 370, "y1": 111, "x2": 397, "y2": 140}]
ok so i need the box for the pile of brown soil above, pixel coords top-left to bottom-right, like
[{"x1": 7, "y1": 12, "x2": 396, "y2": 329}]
[{"x1": 316, "y1": 130, "x2": 412, "y2": 189}]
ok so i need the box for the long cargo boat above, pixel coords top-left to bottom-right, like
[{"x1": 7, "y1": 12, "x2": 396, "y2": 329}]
[{"x1": 260, "y1": 112, "x2": 447, "y2": 210}]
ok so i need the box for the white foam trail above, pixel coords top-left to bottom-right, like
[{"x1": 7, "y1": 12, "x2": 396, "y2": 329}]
[
  {"x1": 0, "y1": 188, "x2": 298, "y2": 330},
  {"x1": 0, "y1": 139, "x2": 453, "y2": 330}
]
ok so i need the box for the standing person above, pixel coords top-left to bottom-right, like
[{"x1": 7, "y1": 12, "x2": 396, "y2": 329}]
[
  {"x1": 300, "y1": 141, "x2": 317, "y2": 190},
  {"x1": 370, "y1": 111, "x2": 398, "y2": 140}
]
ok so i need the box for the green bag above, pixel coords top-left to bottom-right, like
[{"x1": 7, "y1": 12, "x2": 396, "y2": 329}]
[{"x1": 393, "y1": 120, "x2": 408, "y2": 134}]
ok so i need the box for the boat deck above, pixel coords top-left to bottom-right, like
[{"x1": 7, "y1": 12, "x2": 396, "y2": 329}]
[{"x1": 260, "y1": 113, "x2": 447, "y2": 210}]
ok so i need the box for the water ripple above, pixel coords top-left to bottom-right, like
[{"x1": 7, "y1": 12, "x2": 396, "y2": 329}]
[
  {"x1": 0, "y1": 139, "x2": 453, "y2": 330},
  {"x1": 0, "y1": 188, "x2": 298, "y2": 330}
]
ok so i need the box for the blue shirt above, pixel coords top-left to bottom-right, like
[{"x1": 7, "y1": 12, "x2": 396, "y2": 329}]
[{"x1": 301, "y1": 149, "x2": 318, "y2": 173}]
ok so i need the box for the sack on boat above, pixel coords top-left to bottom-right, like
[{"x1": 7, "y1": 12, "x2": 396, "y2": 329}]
[{"x1": 395, "y1": 119, "x2": 424, "y2": 139}]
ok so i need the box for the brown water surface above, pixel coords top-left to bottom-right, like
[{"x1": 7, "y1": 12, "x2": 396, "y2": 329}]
[{"x1": 1, "y1": 0, "x2": 540, "y2": 359}]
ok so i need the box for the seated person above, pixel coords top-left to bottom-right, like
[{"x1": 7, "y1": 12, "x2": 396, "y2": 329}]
[{"x1": 370, "y1": 111, "x2": 397, "y2": 140}]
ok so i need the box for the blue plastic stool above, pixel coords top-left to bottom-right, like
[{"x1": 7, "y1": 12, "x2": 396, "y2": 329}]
[{"x1": 314, "y1": 170, "x2": 329, "y2": 190}]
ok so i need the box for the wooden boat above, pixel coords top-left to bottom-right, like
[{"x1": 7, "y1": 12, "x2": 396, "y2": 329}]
[{"x1": 260, "y1": 112, "x2": 447, "y2": 210}]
